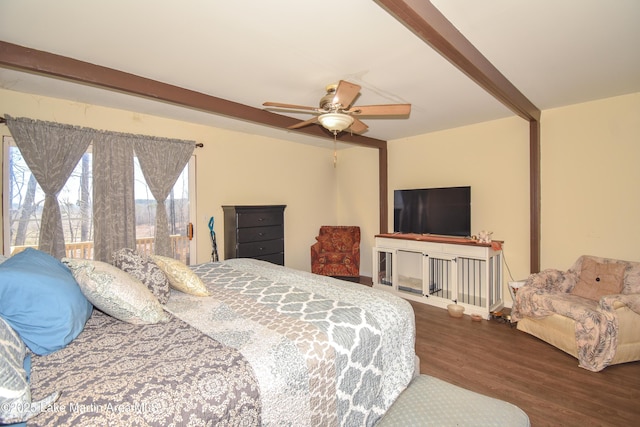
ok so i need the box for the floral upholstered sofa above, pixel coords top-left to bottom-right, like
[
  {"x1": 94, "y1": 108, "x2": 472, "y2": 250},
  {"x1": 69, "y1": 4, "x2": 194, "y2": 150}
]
[{"x1": 512, "y1": 255, "x2": 640, "y2": 371}]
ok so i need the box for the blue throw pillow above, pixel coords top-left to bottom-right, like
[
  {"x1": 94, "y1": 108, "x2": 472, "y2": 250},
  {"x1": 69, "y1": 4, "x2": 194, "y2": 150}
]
[{"x1": 0, "y1": 248, "x2": 93, "y2": 355}]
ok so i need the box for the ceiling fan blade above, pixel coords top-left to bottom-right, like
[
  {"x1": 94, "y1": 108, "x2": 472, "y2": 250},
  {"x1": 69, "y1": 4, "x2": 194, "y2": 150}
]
[
  {"x1": 347, "y1": 104, "x2": 411, "y2": 116},
  {"x1": 333, "y1": 80, "x2": 361, "y2": 109},
  {"x1": 348, "y1": 118, "x2": 369, "y2": 134},
  {"x1": 288, "y1": 116, "x2": 319, "y2": 130},
  {"x1": 263, "y1": 102, "x2": 318, "y2": 112}
]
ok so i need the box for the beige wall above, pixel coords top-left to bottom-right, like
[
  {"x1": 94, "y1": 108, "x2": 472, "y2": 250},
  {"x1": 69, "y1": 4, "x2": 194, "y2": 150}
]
[
  {"x1": 0, "y1": 89, "x2": 341, "y2": 271},
  {"x1": 384, "y1": 92, "x2": 640, "y2": 304},
  {"x1": 336, "y1": 145, "x2": 380, "y2": 276},
  {"x1": 2, "y1": 88, "x2": 638, "y2": 285},
  {"x1": 540, "y1": 93, "x2": 640, "y2": 269},
  {"x1": 387, "y1": 116, "x2": 531, "y2": 302}
]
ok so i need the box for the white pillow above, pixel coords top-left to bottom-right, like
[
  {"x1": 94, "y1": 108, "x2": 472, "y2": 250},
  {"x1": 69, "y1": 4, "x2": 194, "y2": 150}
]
[{"x1": 63, "y1": 259, "x2": 169, "y2": 325}]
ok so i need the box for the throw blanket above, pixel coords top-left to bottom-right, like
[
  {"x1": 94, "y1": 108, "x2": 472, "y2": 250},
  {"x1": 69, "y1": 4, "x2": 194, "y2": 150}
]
[
  {"x1": 28, "y1": 260, "x2": 414, "y2": 426},
  {"x1": 512, "y1": 269, "x2": 628, "y2": 372},
  {"x1": 29, "y1": 311, "x2": 261, "y2": 426},
  {"x1": 166, "y1": 259, "x2": 415, "y2": 426}
]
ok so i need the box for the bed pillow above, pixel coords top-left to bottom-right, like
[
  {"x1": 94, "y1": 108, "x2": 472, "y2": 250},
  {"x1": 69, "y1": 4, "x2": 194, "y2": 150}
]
[
  {"x1": 151, "y1": 255, "x2": 210, "y2": 296},
  {"x1": 571, "y1": 258, "x2": 625, "y2": 301},
  {"x1": 63, "y1": 258, "x2": 169, "y2": 325},
  {"x1": 0, "y1": 316, "x2": 60, "y2": 424},
  {"x1": 112, "y1": 248, "x2": 171, "y2": 304},
  {"x1": 0, "y1": 248, "x2": 93, "y2": 355}
]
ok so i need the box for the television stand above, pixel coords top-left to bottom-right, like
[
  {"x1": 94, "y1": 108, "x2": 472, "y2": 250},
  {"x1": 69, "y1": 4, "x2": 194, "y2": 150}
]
[{"x1": 372, "y1": 233, "x2": 504, "y2": 318}]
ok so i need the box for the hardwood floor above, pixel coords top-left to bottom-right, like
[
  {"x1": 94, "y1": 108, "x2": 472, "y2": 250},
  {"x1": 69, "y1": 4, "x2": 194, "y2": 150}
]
[{"x1": 409, "y1": 300, "x2": 640, "y2": 426}]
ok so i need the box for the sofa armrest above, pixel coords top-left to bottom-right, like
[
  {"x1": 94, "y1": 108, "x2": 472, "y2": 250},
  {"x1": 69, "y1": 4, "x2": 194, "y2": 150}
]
[
  {"x1": 600, "y1": 293, "x2": 640, "y2": 315},
  {"x1": 513, "y1": 269, "x2": 581, "y2": 321},
  {"x1": 310, "y1": 241, "x2": 325, "y2": 261},
  {"x1": 524, "y1": 268, "x2": 577, "y2": 294}
]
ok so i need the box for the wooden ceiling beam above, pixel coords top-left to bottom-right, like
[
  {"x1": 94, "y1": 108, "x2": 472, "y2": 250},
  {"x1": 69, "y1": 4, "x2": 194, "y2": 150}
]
[
  {"x1": 0, "y1": 40, "x2": 386, "y2": 149},
  {"x1": 375, "y1": 0, "x2": 541, "y2": 122},
  {"x1": 375, "y1": 0, "x2": 541, "y2": 272}
]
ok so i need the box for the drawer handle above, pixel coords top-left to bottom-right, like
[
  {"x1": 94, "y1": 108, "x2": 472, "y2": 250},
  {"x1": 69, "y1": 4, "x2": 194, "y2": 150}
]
[
  {"x1": 258, "y1": 217, "x2": 265, "y2": 222},
  {"x1": 258, "y1": 232, "x2": 265, "y2": 236}
]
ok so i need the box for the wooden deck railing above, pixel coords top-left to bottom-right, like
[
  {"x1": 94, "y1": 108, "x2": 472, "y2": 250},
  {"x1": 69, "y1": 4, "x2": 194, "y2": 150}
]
[{"x1": 10, "y1": 235, "x2": 191, "y2": 264}]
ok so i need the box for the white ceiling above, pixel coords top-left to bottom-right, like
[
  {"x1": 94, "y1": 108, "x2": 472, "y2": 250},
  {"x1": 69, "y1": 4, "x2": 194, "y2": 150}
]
[{"x1": 1, "y1": 0, "x2": 639, "y2": 148}]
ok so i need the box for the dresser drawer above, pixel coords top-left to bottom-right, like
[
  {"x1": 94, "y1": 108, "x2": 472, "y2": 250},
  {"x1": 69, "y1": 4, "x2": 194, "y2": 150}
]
[
  {"x1": 237, "y1": 239, "x2": 284, "y2": 258},
  {"x1": 237, "y1": 225, "x2": 283, "y2": 243},
  {"x1": 254, "y1": 252, "x2": 284, "y2": 265},
  {"x1": 237, "y1": 210, "x2": 283, "y2": 228}
]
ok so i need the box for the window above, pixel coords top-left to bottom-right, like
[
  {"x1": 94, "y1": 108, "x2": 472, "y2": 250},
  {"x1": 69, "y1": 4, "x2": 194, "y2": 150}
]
[{"x1": 3, "y1": 136, "x2": 195, "y2": 262}]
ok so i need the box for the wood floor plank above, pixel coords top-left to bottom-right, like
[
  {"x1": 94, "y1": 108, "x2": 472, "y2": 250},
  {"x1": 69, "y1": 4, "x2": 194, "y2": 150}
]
[{"x1": 408, "y1": 300, "x2": 640, "y2": 426}]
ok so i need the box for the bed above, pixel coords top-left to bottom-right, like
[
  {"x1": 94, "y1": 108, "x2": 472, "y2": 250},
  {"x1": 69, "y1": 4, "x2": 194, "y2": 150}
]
[{"x1": 0, "y1": 250, "x2": 416, "y2": 426}]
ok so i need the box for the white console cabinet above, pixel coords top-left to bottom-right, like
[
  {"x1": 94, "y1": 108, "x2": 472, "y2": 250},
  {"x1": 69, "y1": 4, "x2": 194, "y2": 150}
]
[{"x1": 373, "y1": 234, "x2": 504, "y2": 318}]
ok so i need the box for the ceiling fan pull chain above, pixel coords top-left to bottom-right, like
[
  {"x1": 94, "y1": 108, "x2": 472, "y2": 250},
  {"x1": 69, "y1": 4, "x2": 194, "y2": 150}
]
[{"x1": 333, "y1": 133, "x2": 337, "y2": 168}]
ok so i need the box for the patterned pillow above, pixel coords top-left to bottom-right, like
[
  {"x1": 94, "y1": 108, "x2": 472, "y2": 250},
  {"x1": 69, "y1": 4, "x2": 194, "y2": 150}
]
[
  {"x1": 0, "y1": 316, "x2": 60, "y2": 424},
  {"x1": 63, "y1": 259, "x2": 169, "y2": 325},
  {"x1": 112, "y1": 248, "x2": 170, "y2": 304},
  {"x1": 151, "y1": 255, "x2": 210, "y2": 297}
]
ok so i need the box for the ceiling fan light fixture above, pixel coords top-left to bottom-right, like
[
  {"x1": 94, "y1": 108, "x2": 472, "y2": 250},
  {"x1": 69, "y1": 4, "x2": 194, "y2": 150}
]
[{"x1": 318, "y1": 113, "x2": 354, "y2": 134}]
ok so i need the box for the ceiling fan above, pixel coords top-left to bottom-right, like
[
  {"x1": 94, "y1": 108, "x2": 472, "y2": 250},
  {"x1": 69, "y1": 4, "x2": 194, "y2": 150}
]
[{"x1": 263, "y1": 80, "x2": 411, "y2": 135}]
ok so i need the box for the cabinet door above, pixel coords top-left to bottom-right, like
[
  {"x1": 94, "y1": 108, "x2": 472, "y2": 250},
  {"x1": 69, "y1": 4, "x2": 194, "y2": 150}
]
[
  {"x1": 373, "y1": 248, "x2": 394, "y2": 288},
  {"x1": 424, "y1": 253, "x2": 457, "y2": 301},
  {"x1": 455, "y1": 254, "x2": 503, "y2": 311},
  {"x1": 456, "y1": 257, "x2": 487, "y2": 307},
  {"x1": 396, "y1": 250, "x2": 423, "y2": 296}
]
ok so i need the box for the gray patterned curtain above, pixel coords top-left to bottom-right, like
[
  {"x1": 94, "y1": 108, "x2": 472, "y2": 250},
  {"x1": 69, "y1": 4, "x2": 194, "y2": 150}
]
[
  {"x1": 92, "y1": 134, "x2": 136, "y2": 262},
  {"x1": 5, "y1": 116, "x2": 94, "y2": 259},
  {"x1": 133, "y1": 137, "x2": 194, "y2": 257}
]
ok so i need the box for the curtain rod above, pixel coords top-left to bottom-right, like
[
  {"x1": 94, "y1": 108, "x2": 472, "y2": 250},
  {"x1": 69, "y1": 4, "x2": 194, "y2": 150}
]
[{"x1": 0, "y1": 115, "x2": 203, "y2": 147}]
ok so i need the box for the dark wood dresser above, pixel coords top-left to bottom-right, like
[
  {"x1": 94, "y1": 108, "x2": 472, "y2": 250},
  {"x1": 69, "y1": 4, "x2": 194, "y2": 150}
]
[{"x1": 222, "y1": 205, "x2": 286, "y2": 265}]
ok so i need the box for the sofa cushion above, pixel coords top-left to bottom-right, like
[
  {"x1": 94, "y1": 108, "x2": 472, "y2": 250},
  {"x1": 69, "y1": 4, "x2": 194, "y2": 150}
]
[
  {"x1": 0, "y1": 248, "x2": 93, "y2": 355},
  {"x1": 571, "y1": 258, "x2": 625, "y2": 301}
]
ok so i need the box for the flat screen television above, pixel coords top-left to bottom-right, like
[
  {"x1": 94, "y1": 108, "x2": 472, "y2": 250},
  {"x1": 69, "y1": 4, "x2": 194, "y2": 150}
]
[{"x1": 393, "y1": 186, "x2": 471, "y2": 237}]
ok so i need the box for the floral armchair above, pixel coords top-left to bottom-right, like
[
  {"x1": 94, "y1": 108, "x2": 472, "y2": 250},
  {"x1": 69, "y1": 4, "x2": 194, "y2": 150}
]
[
  {"x1": 311, "y1": 226, "x2": 360, "y2": 278},
  {"x1": 512, "y1": 255, "x2": 640, "y2": 371}
]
